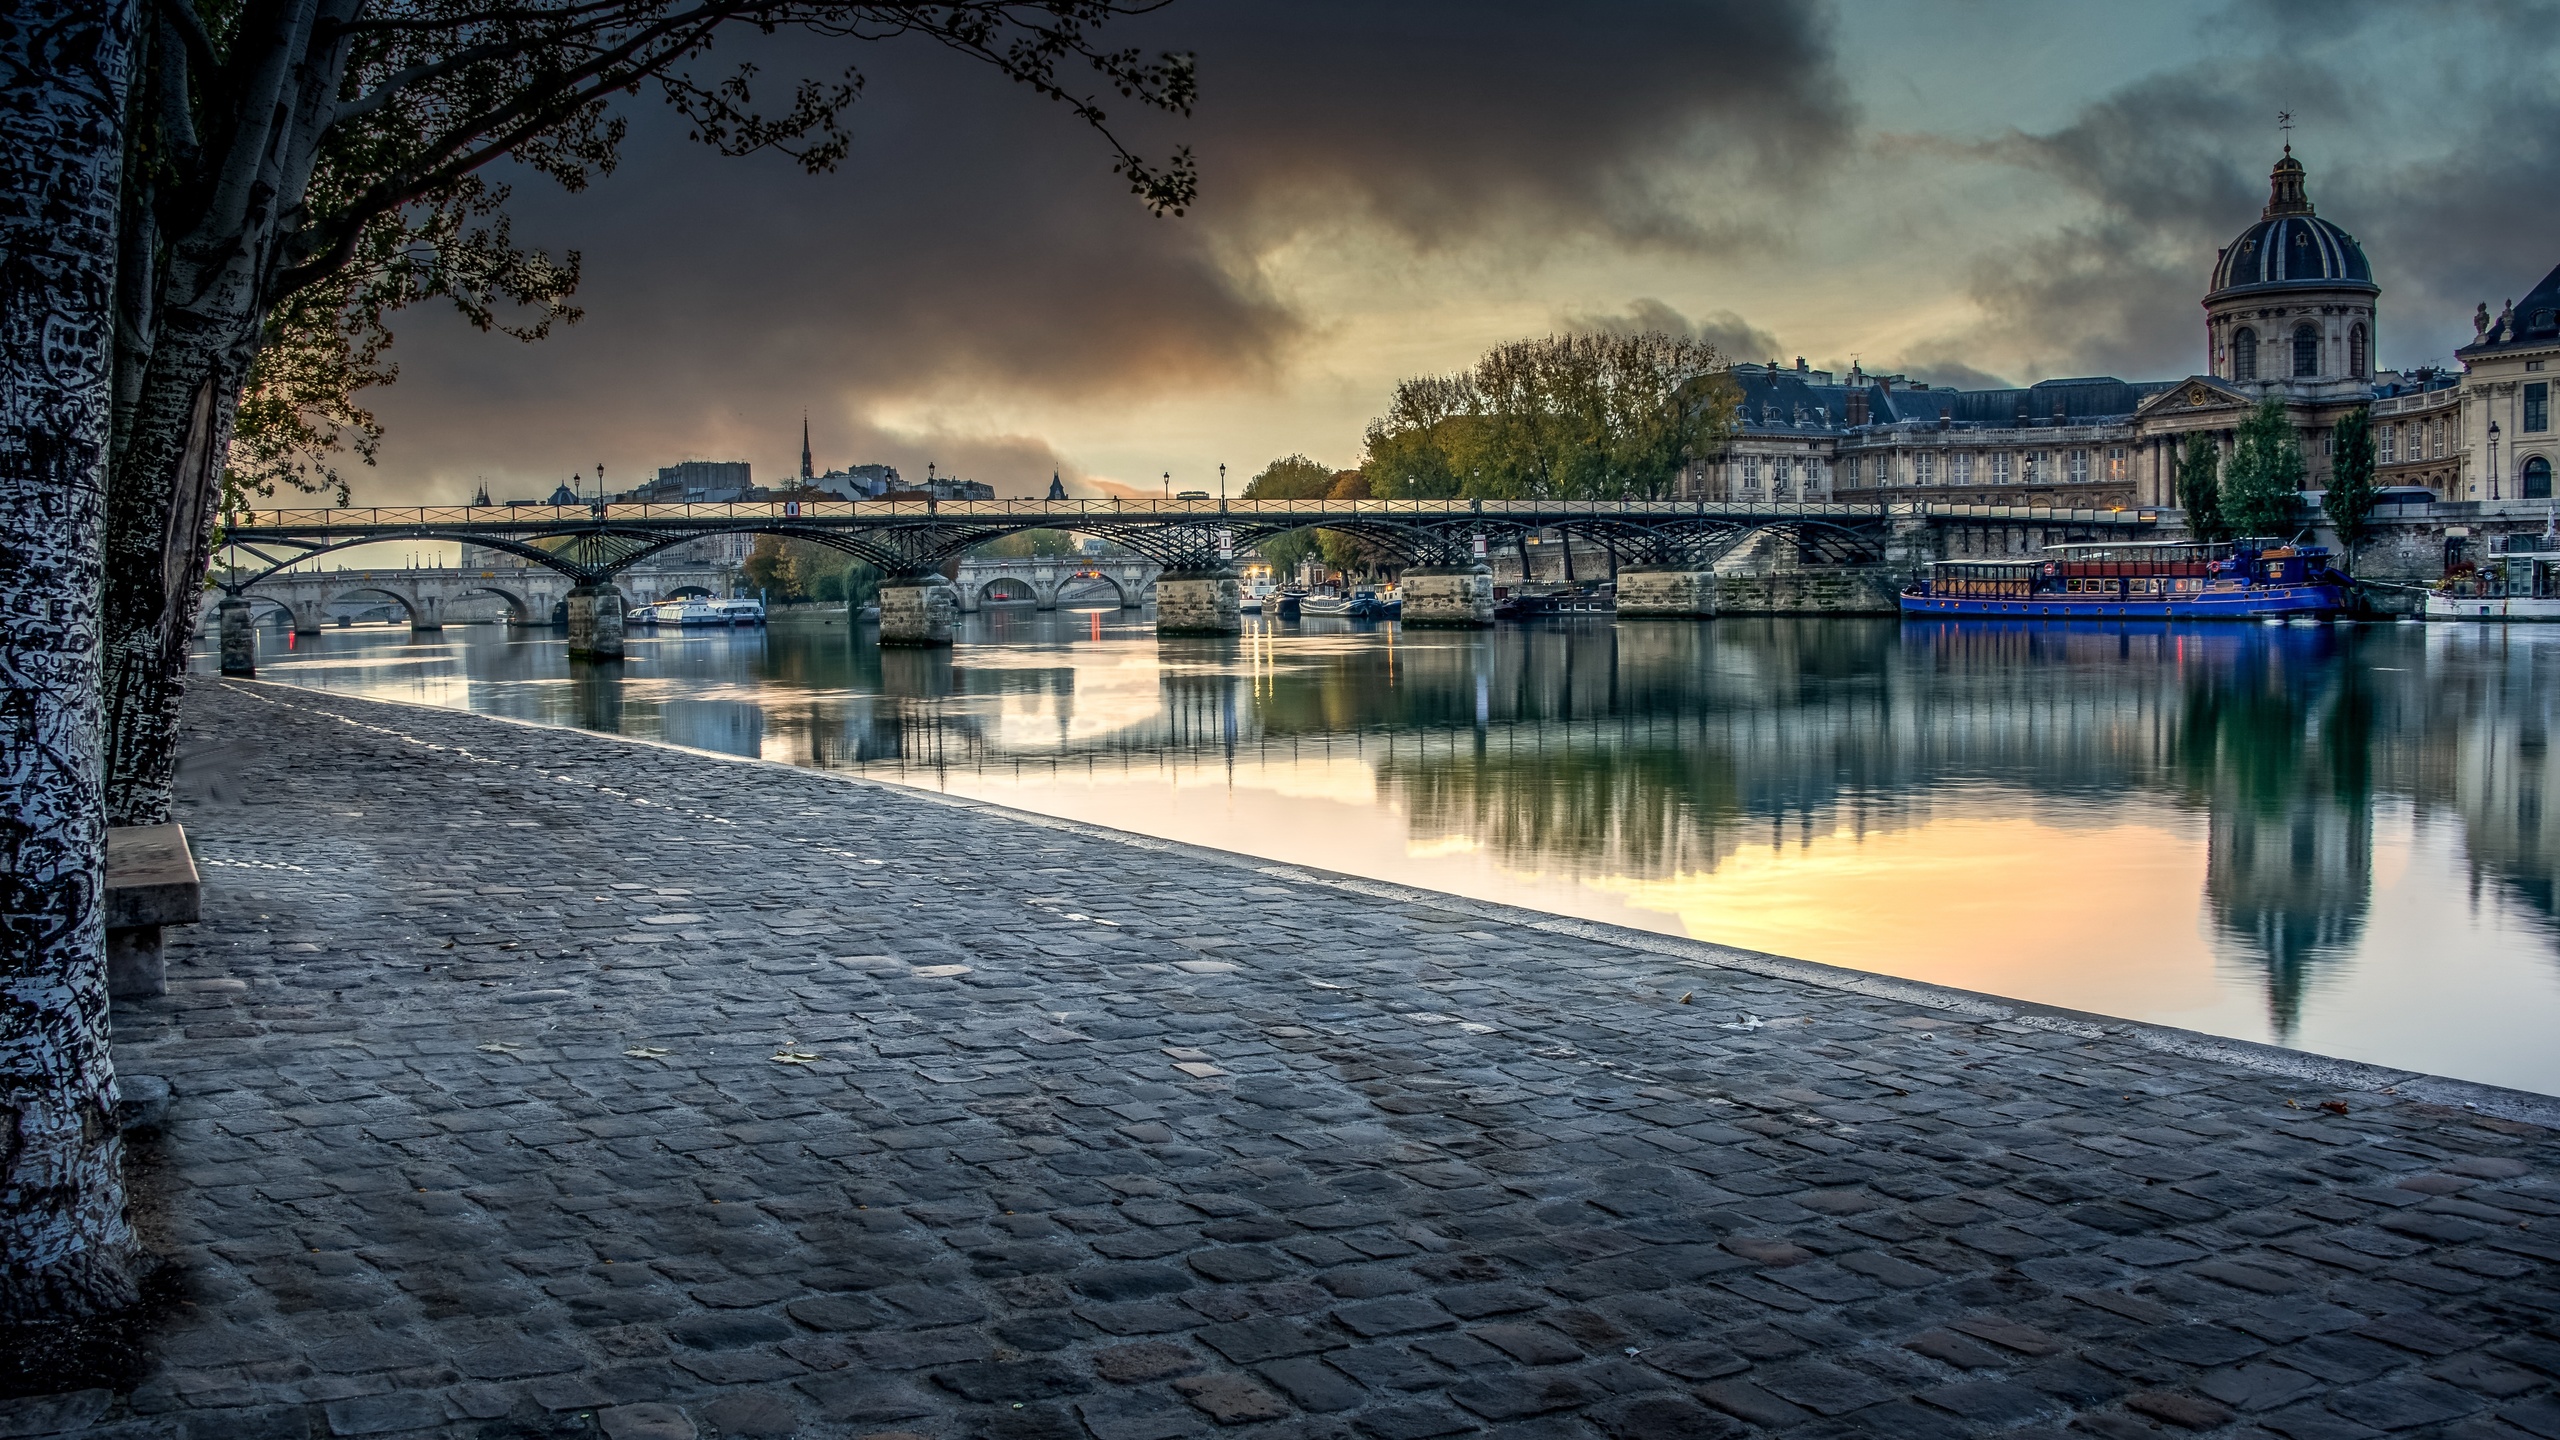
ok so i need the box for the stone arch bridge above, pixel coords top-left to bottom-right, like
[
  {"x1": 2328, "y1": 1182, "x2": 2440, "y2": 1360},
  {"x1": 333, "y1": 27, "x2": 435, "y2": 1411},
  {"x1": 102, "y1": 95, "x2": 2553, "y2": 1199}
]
[
  {"x1": 216, "y1": 497, "x2": 2162, "y2": 659},
  {"x1": 955, "y1": 556, "x2": 1161, "y2": 612},
  {"x1": 229, "y1": 566, "x2": 575, "y2": 633}
]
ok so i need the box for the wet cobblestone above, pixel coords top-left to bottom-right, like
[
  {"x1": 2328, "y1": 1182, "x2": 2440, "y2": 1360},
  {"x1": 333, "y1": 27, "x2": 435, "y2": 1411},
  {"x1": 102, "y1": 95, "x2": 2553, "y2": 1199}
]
[{"x1": 32, "y1": 678, "x2": 2560, "y2": 1438}]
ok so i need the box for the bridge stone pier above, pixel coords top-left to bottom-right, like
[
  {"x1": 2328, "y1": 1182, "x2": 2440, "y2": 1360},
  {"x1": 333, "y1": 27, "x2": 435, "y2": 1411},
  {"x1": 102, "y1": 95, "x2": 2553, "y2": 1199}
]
[
  {"x1": 879, "y1": 576, "x2": 962, "y2": 646},
  {"x1": 218, "y1": 598, "x2": 258, "y2": 675},
  {"x1": 564, "y1": 583, "x2": 627, "y2": 660},
  {"x1": 1399, "y1": 564, "x2": 1496, "y2": 626},
  {"x1": 1154, "y1": 567, "x2": 1241, "y2": 635}
]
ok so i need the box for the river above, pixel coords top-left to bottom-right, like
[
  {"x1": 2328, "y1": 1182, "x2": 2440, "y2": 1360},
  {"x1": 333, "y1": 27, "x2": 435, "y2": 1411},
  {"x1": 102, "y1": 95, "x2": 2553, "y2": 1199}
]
[{"x1": 212, "y1": 608, "x2": 2560, "y2": 1096}]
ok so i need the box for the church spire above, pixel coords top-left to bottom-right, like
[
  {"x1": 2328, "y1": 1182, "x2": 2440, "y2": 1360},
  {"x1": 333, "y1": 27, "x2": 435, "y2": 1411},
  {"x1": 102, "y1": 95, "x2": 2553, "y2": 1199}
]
[
  {"x1": 799, "y1": 412, "x2": 813, "y2": 480},
  {"x1": 1046, "y1": 469, "x2": 1068, "y2": 500}
]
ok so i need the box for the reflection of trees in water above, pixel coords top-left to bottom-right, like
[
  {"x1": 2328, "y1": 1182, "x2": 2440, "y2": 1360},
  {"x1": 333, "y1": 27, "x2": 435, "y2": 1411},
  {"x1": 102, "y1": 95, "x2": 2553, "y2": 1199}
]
[
  {"x1": 577, "y1": 616, "x2": 2556, "y2": 1038},
  {"x1": 2415, "y1": 629, "x2": 2560, "y2": 925},
  {"x1": 2175, "y1": 640, "x2": 2373, "y2": 1040}
]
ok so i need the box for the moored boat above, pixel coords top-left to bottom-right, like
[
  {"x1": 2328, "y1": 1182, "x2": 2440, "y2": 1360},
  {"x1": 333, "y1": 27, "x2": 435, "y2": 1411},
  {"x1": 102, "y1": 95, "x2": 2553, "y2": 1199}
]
[
  {"x1": 1297, "y1": 591, "x2": 1378, "y2": 619},
  {"x1": 2425, "y1": 549, "x2": 2560, "y2": 620},
  {"x1": 1900, "y1": 540, "x2": 2349, "y2": 621}
]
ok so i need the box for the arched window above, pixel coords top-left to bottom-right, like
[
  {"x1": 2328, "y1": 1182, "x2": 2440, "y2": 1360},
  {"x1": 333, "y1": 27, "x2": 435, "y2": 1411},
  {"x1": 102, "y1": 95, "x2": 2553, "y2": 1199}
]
[
  {"x1": 2293, "y1": 323, "x2": 2320, "y2": 378},
  {"x1": 2349, "y1": 324, "x2": 2367, "y2": 378},
  {"x1": 2232, "y1": 326, "x2": 2258, "y2": 381},
  {"x1": 2527, "y1": 456, "x2": 2554, "y2": 501}
]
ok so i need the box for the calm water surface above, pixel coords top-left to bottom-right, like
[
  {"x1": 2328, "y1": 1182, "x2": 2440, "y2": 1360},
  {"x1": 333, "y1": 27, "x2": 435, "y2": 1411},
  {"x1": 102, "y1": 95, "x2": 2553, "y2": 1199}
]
[{"x1": 218, "y1": 610, "x2": 2560, "y2": 1095}]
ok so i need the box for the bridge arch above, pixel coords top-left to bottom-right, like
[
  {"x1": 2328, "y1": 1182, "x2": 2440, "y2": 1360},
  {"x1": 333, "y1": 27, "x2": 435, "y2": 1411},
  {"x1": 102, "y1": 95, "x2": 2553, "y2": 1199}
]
[
  {"x1": 326, "y1": 584, "x2": 432, "y2": 628},
  {"x1": 1049, "y1": 569, "x2": 1133, "y2": 609},
  {"x1": 447, "y1": 582, "x2": 535, "y2": 623},
  {"x1": 975, "y1": 576, "x2": 1041, "y2": 607}
]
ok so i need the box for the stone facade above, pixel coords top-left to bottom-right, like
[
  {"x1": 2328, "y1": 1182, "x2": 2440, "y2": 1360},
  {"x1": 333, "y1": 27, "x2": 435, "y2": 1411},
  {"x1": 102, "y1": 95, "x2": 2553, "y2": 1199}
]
[
  {"x1": 2454, "y1": 269, "x2": 2560, "y2": 501},
  {"x1": 1615, "y1": 564, "x2": 1719, "y2": 618}
]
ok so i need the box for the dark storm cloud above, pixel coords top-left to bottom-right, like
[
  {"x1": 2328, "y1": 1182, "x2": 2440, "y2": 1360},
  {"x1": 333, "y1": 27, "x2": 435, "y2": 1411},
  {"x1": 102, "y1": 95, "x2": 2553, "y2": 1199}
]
[
  {"x1": 1935, "y1": 0, "x2": 2560, "y2": 383},
  {"x1": 364, "y1": 2, "x2": 1856, "y2": 498},
  {"x1": 1188, "y1": 1, "x2": 1854, "y2": 253}
]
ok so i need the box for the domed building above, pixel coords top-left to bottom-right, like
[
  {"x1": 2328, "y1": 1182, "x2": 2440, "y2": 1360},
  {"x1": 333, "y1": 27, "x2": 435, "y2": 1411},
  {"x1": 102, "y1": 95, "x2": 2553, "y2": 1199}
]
[
  {"x1": 2203, "y1": 149, "x2": 2379, "y2": 393},
  {"x1": 1701, "y1": 145, "x2": 2389, "y2": 511}
]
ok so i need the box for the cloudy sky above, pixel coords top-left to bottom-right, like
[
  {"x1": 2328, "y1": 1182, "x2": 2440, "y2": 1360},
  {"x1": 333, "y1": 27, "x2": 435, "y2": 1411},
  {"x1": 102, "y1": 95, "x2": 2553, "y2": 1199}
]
[{"x1": 361, "y1": 0, "x2": 2560, "y2": 504}]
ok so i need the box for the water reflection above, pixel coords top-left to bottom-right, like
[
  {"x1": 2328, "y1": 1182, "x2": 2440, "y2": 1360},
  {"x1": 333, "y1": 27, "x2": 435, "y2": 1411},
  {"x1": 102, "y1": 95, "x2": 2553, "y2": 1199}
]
[{"x1": 229, "y1": 611, "x2": 2560, "y2": 1093}]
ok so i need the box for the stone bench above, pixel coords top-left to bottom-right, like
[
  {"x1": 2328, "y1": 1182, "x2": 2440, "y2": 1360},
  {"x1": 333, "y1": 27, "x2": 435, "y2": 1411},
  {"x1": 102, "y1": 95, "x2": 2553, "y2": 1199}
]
[{"x1": 107, "y1": 822, "x2": 200, "y2": 999}]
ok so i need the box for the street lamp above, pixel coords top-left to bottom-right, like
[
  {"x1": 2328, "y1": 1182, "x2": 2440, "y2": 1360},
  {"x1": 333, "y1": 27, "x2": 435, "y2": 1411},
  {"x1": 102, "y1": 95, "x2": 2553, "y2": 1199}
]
[
  {"x1": 1219, "y1": 462, "x2": 1226, "y2": 501},
  {"x1": 1163, "y1": 471, "x2": 1170, "y2": 499},
  {"x1": 2490, "y1": 420, "x2": 2502, "y2": 501}
]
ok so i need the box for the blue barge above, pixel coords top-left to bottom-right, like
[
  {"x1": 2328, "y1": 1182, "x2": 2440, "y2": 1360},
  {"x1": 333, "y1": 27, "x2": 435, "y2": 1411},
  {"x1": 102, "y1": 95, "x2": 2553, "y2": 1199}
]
[{"x1": 1899, "y1": 540, "x2": 2351, "y2": 621}]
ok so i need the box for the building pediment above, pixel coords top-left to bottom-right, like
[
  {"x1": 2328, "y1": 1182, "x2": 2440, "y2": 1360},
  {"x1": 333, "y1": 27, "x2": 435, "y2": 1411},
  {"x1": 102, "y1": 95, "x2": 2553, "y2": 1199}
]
[{"x1": 2137, "y1": 377, "x2": 2254, "y2": 420}]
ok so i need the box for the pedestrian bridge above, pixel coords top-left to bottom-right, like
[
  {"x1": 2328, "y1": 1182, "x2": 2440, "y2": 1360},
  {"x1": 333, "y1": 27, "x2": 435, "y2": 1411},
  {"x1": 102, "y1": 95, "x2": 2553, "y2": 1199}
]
[{"x1": 218, "y1": 496, "x2": 2164, "y2": 587}]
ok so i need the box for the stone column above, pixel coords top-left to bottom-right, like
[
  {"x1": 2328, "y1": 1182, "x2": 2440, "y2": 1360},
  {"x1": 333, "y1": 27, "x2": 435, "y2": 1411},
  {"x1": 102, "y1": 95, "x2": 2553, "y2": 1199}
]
[
  {"x1": 1034, "y1": 567, "x2": 1058, "y2": 610},
  {"x1": 1155, "y1": 568, "x2": 1241, "y2": 635},
  {"x1": 409, "y1": 594, "x2": 443, "y2": 632},
  {"x1": 878, "y1": 575, "x2": 960, "y2": 646},
  {"x1": 1614, "y1": 565, "x2": 1717, "y2": 619},
  {"x1": 1399, "y1": 565, "x2": 1494, "y2": 627},
  {"x1": 565, "y1": 582, "x2": 626, "y2": 659},
  {"x1": 218, "y1": 596, "x2": 257, "y2": 675},
  {"x1": 292, "y1": 600, "x2": 323, "y2": 634}
]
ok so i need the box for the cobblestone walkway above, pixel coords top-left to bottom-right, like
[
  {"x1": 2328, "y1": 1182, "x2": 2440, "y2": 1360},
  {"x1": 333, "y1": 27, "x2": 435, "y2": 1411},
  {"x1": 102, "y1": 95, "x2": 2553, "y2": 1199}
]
[{"x1": 38, "y1": 679, "x2": 2560, "y2": 1439}]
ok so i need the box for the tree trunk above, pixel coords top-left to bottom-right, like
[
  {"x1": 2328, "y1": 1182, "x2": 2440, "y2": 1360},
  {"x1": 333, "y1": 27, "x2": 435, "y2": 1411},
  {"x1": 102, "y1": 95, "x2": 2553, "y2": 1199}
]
[
  {"x1": 99, "y1": 0, "x2": 341, "y2": 826},
  {"x1": 102, "y1": 346, "x2": 241, "y2": 826},
  {"x1": 1, "y1": 0, "x2": 144, "y2": 1320}
]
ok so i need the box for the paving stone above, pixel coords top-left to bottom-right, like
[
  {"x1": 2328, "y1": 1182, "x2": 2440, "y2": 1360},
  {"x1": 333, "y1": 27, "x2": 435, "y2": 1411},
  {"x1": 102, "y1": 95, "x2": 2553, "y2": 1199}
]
[
  {"x1": 1586, "y1": 1394, "x2": 1746, "y2": 1440},
  {"x1": 697, "y1": 1391, "x2": 800, "y2": 1437},
  {"x1": 1173, "y1": 1372, "x2": 1292, "y2": 1423},
  {"x1": 91, "y1": 683, "x2": 2560, "y2": 1440},
  {"x1": 592, "y1": 1404, "x2": 704, "y2": 1440},
  {"x1": 321, "y1": 1392, "x2": 444, "y2": 1436},
  {"x1": 1447, "y1": 1372, "x2": 1595, "y2": 1420},
  {"x1": 1257, "y1": 1356, "x2": 1368, "y2": 1411},
  {"x1": 1092, "y1": 1341, "x2": 1204, "y2": 1384},
  {"x1": 2123, "y1": 1390, "x2": 2237, "y2": 1430},
  {"x1": 1753, "y1": 1358, "x2": 1895, "y2": 1416},
  {"x1": 1919, "y1": 1379, "x2": 2059, "y2": 1424},
  {"x1": 2326, "y1": 1376, "x2": 2484, "y2": 1429}
]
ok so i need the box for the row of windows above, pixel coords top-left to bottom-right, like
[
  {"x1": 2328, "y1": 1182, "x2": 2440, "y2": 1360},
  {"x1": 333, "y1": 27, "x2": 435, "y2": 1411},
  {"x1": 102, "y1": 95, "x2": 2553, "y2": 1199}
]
[
  {"x1": 1735, "y1": 455, "x2": 1821, "y2": 494},
  {"x1": 1838, "y1": 448, "x2": 2127, "y2": 486},
  {"x1": 2230, "y1": 322, "x2": 2368, "y2": 382},
  {"x1": 2380, "y1": 419, "x2": 2453, "y2": 464}
]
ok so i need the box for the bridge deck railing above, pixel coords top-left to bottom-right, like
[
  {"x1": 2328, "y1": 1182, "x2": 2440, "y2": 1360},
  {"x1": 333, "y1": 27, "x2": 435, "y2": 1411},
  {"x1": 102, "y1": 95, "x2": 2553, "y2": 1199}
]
[{"x1": 223, "y1": 498, "x2": 2164, "y2": 529}]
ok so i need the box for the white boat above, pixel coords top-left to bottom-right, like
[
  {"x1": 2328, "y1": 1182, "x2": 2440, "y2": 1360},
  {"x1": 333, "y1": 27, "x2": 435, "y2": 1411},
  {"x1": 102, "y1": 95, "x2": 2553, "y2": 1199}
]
[
  {"x1": 710, "y1": 598, "x2": 766, "y2": 626},
  {"x1": 2425, "y1": 549, "x2": 2560, "y2": 620}
]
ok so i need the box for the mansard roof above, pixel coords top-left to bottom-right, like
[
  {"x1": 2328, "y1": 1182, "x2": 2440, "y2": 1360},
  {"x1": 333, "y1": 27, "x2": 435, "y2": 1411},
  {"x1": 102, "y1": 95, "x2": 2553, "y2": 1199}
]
[{"x1": 2458, "y1": 262, "x2": 2560, "y2": 359}]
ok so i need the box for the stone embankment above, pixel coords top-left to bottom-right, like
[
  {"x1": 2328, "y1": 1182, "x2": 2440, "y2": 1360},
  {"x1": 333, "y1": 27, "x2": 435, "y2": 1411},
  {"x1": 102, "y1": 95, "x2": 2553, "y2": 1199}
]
[{"x1": 34, "y1": 679, "x2": 2560, "y2": 1439}]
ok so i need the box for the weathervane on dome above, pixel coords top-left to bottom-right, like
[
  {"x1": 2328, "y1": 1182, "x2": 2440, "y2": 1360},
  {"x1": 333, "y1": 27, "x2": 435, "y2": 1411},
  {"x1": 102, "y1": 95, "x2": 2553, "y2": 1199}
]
[{"x1": 2277, "y1": 110, "x2": 2292, "y2": 154}]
